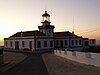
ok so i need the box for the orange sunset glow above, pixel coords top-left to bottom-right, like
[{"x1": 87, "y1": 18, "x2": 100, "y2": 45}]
[{"x1": 0, "y1": 0, "x2": 100, "y2": 45}]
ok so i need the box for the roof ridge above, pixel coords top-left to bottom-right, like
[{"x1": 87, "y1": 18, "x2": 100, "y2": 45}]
[
  {"x1": 54, "y1": 31, "x2": 71, "y2": 33},
  {"x1": 21, "y1": 30, "x2": 39, "y2": 33}
]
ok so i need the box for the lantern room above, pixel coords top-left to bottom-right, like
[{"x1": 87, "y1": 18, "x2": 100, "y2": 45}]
[{"x1": 42, "y1": 11, "x2": 50, "y2": 22}]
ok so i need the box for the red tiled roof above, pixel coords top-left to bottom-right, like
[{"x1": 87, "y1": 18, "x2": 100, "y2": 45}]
[
  {"x1": 54, "y1": 31, "x2": 73, "y2": 37},
  {"x1": 54, "y1": 31, "x2": 82, "y2": 38},
  {"x1": 9, "y1": 30, "x2": 45, "y2": 38},
  {"x1": 9, "y1": 30, "x2": 82, "y2": 38}
]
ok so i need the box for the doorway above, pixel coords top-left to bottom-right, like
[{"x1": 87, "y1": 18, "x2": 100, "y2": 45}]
[
  {"x1": 29, "y1": 41, "x2": 32, "y2": 50},
  {"x1": 15, "y1": 41, "x2": 19, "y2": 50}
]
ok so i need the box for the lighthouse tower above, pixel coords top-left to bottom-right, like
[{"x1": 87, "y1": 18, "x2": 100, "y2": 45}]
[{"x1": 38, "y1": 11, "x2": 55, "y2": 36}]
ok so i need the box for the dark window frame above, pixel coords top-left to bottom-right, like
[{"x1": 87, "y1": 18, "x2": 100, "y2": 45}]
[
  {"x1": 79, "y1": 40, "x2": 82, "y2": 45},
  {"x1": 22, "y1": 41, "x2": 25, "y2": 47},
  {"x1": 71, "y1": 40, "x2": 74, "y2": 46},
  {"x1": 84, "y1": 41, "x2": 89, "y2": 46},
  {"x1": 60, "y1": 40, "x2": 63, "y2": 47},
  {"x1": 92, "y1": 40, "x2": 95, "y2": 44},
  {"x1": 29, "y1": 41, "x2": 32, "y2": 50},
  {"x1": 37, "y1": 41, "x2": 41, "y2": 48},
  {"x1": 65, "y1": 40, "x2": 67, "y2": 45},
  {"x1": 44, "y1": 41, "x2": 47, "y2": 47},
  {"x1": 10, "y1": 41, "x2": 12, "y2": 47},
  {"x1": 49, "y1": 30, "x2": 51, "y2": 33},
  {"x1": 75, "y1": 40, "x2": 78, "y2": 45},
  {"x1": 50, "y1": 41, "x2": 53, "y2": 47},
  {"x1": 56, "y1": 40, "x2": 59, "y2": 46}
]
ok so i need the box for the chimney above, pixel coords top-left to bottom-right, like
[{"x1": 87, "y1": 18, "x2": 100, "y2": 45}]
[{"x1": 72, "y1": 31, "x2": 74, "y2": 37}]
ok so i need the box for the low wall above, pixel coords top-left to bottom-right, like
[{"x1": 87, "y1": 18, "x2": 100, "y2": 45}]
[
  {"x1": 0, "y1": 49, "x2": 3, "y2": 64},
  {"x1": 54, "y1": 50, "x2": 100, "y2": 67},
  {"x1": 0, "y1": 55, "x2": 3, "y2": 64}
]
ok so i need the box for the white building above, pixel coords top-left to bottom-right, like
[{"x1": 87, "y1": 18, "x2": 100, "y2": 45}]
[{"x1": 4, "y1": 11, "x2": 96, "y2": 51}]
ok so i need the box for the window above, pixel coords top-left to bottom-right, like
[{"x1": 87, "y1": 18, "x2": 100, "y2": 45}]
[
  {"x1": 71, "y1": 40, "x2": 74, "y2": 46},
  {"x1": 75, "y1": 40, "x2": 78, "y2": 45},
  {"x1": 5, "y1": 42, "x2": 7, "y2": 47},
  {"x1": 65, "y1": 40, "x2": 67, "y2": 45},
  {"x1": 37, "y1": 41, "x2": 41, "y2": 48},
  {"x1": 79, "y1": 40, "x2": 82, "y2": 45},
  {"x1": 50, "y1": 41, "x2": 53, "y2": 47},
  {"x1": 49, "y1": 30, "x2": 51, "y2": 33},
  {"x1": 22, "y1": 41, "x2": 25, "y2": 47},
  {"x1": 10, "y1": 41, "x2": 12, "y2": 47},
  {"x1": 92, "y1": 40, "x2": 95, "y2": 44},
  {"x1": 44, "y1": 41, "x2": 47, "y2": 47},
  {"x1": 56, "y1": 40, "x2": 59, "y2": 46},
  {"x1": 29, "y1": 41, "x2": 32, "y2": 50},
  {"x1": 84, "y1": 41, "x2": 89, "y2": 46},
  {"x1": 60, "y1": 40, "x2": 63, "y2": 47}
]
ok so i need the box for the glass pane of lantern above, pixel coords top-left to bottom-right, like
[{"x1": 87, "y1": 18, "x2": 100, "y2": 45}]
[{"x1": 42, "y1": 16, "x2": 50, "y2": 22}]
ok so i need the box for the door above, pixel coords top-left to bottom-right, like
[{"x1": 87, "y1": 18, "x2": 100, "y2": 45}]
[
  {"x1": 15, "y1": 41, "x2": 19, "y2": 50},
  {"x1": 29, "y1": 41, "x2": 32, "y2": 50}
]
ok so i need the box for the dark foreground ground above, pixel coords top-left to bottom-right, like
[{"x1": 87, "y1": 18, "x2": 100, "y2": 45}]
[
  {"x1": 1, "y1": 51, "x2": 100, "y2": 75},
  {"x1": 1, "y1": 53, "x2": 49, "y2": 75}
]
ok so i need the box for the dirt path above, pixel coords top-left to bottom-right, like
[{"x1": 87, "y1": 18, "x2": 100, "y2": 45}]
[{"x1": 42, "y1": 53, "x2": 100, "y2": 75}]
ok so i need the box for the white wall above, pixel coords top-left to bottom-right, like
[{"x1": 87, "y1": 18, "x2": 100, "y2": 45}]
[
  {"x1": 55, "y1": 50, "x2": 100, "y2": 67},
  {"x1": 40, "y1": 28, "x2": 53, "y2": 36},
  {"x1": 54, "y1": 37, "x2": 83, "y2": 48},
  {"x1": 70, "y1": 38, "x2": 83, "y2": 47},
  {"x1": 4, "y1": 39, "x2": 35, "y2": 51},
  {"x1": 4, "y1": 36, "x2": 54, "y2": 51},
  {"x1": 36, "y1": 39, "x2": 54, "y2": 50},
  {"x1": 54, "y1": 38, "x2": 69, "y2": 47}
]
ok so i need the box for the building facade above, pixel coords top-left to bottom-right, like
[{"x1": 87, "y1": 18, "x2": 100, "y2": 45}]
[{"x1": 4, "y1": 11, "x2": 96, "y2": 51}]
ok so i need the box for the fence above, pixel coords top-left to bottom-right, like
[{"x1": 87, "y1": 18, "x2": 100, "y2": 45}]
[{"x1": 54, "y1": 50, "x2": 100, "y2": 67}]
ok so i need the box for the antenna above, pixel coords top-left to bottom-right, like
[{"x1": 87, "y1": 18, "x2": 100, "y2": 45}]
[
  {"x1": 45, "y1": 3, "x2": 47, "y2": 11},
  {"x1": 45, "y1": 7, "x2": 47, "y2": 11},
  {"x1": 73, "y1": 16, "x2": 74, "y2": 33}
]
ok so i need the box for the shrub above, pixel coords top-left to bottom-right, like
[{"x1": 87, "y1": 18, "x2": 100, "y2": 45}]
[{"x1": 81, "y1": 46, "x2": 100, "y2": 53}]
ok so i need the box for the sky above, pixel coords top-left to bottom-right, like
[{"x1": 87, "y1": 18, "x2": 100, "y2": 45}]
[{"x1": 0, "y1": 0, "x2": 100, "y2": 45}]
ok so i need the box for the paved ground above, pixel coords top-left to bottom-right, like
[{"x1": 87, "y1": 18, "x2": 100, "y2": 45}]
[
  {"x1": 1, "y1": 51, "x2": 100, "y2": 75},
  {"x1": 42, "y1": 53, "x2": 100, "y2": 75},
  {"x1": 0, "y1": 52, "x2": 27, "y2": 74},
  {"x1": 1, "y1": 52, "x2": 49, "y2": 75}
]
